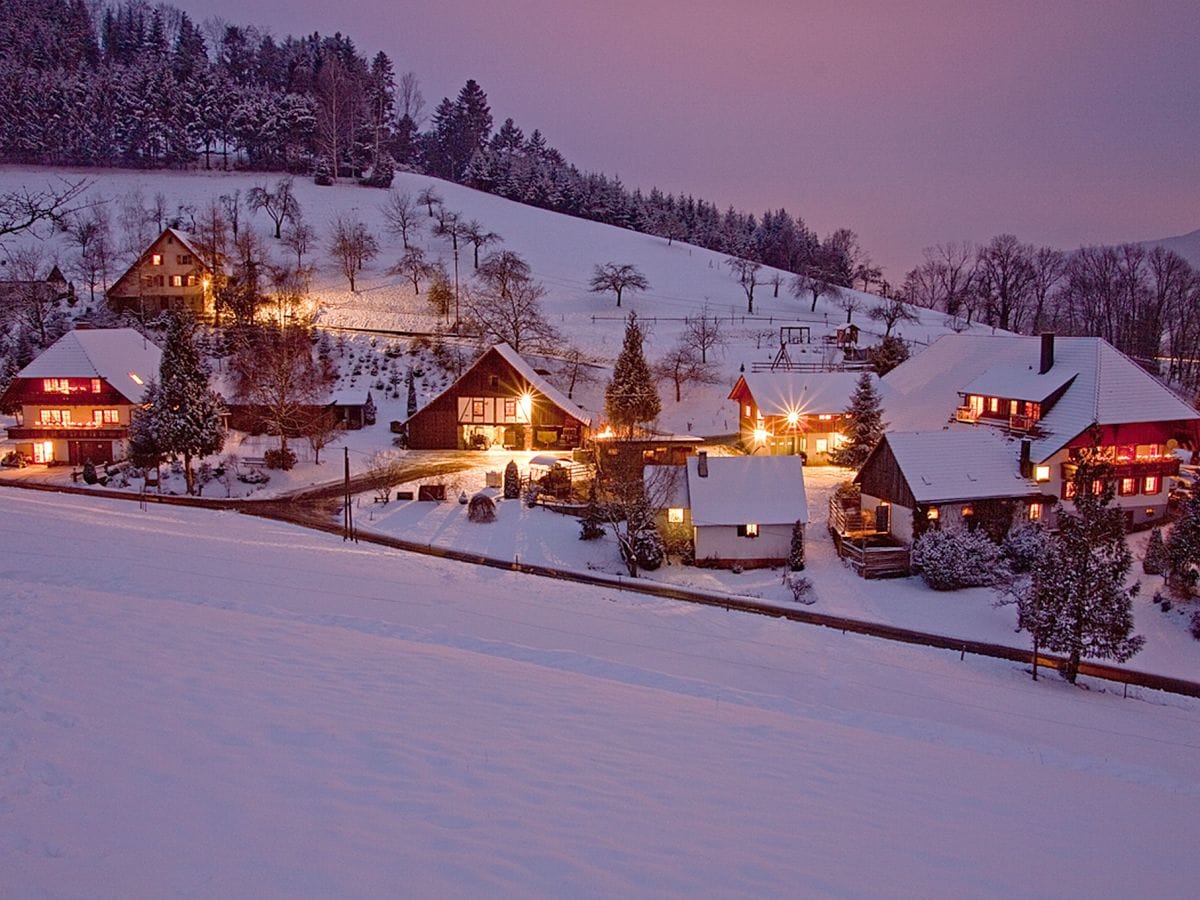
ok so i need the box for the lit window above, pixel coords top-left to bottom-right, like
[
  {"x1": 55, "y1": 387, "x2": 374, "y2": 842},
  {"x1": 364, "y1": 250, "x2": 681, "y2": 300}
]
[
  {"x1": 186, "y1": 274, "x2": 197, "y2": 287},
  {"x1": 91, "y1": 379, "x2": 101, "y2": 393},
  {"x1": 1028, "y1": 503, "x2": 1042, "y2": 521},
  {"x1": 472, "y1": 399, "x2": 485, "y2": 417},
  {"x1": 128, "y1": 372, "x2": 144, "y2": 386},
  {"x1": 150, "y1": 253, "x2": 163, "y2": 266},
  {"x1": 1120, "y1": 477, "x2": 1136, "y2": 496},
  {"x1": 1143, "y1": 475, "x2": 1160, "y2": 494},
  {"x1": 1092, "y1": 479, "x2": 1105, "y2": 496},
  {"x1": 1009, "y1": 400, "x2": 1018, "y2": 416},
  {"x1": 926, "y1": 507, "x2": 940, "y2": 520},
  {"x1": 989, "y1": 397, "x2": 1000, "y2": 413},
  {"x1": 744, "y1": 404, "x2": 752, "y2": 417},
  {"x1": 171, "y1": 275, "x2": 184, "y2": 287},
  {"x1": 817, "y1": 414, "x2": 834, "y2": 421},
  {"x1": 32, "y1": 440, "x2": 53, "y2": 463},
  {"x1": 42, "y1": 378, "x2": 70, "y2": 393},
  {"x1": 39, "y1": 409, "x2": 70, "y2": 425},
  {"x1": 1034, "y1": 465, "x2": 1050, "y2": 482},
  {"x1": 93, "y1": 409, "x2": 119, "y2": 424},
  {"x1": 815, "y1": 438, "x2": 828, "y2": 454},
  {"x1": 668, "y1": 508, "x2": 684, "y2": 524},
  {"x1": 961, "y1": 505, "x2": 974, "y2": 517},
  {"x1": 503, "y1": 398, "x2": 516, "y2": 417},
  {"x1": 735, "y1": 523, "x2": 759, "y2": 538},
  {"x1": 1064, "y1": 481, "x2": 1076, "y2": 499}
]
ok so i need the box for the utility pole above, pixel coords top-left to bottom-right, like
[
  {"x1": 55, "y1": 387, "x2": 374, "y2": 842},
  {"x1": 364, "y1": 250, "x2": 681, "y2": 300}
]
[{"x1": 343, "y1": 446, "x2": 355, "y2": 542}]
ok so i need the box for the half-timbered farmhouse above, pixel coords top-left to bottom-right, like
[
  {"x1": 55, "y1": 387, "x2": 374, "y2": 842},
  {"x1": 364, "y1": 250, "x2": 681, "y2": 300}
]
[
  {"x1": 0, "y1": 328, "x2": 160, "y2": 465},
  {"x1": 728, "y1": 370, "x2": 889, "y2": 463},
  {"x1": 405, "y1": 343, "x2": 591, "y2": 450},
  {"x1": 107, "y1": 228, "x2": 215, "y2": 318}
]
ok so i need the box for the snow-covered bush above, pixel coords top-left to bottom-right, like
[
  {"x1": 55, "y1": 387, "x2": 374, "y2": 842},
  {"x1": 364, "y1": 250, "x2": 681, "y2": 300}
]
[
  {"x1": 82, "y1": 460, "x2": 98, "y2": 484},
  {"x1": 783, "y1": 572, "x2": 815, "y2": 604},
  {"x1": 467, "y1": 493, "x2": 496, "y2": 523},
  {"x1": 622, "y1": 526, "x2": 665, "y2": 571},
  {"x1": 579, "y1": 484, "x2": 605, "y2": 540},
  {"x1": 1002, "y1": 522, "x2": 1050, "y2": 574},
  {"x1": 912, "y1": 527, "x2": 1005, "y2": 591},
  {"x1": 1143, "y1": 527, "x2": 1168, "y2": 576},
  {"x1": 237, "y1": 467, "x2": 269, "y2": 485},
  {"x1": 264, "y1": 448, "x2": 297, "y2": 470}
]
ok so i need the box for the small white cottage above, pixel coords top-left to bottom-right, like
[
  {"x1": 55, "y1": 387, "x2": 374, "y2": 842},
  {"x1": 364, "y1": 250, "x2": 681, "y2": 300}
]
[{"x1": 658, "y1": 452, "x2": 807, "y2": 568}]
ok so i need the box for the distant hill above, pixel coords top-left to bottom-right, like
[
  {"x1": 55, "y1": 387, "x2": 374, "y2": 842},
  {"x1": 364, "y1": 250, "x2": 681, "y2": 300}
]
[{"x1": 1138, "y1": 228, "x2": 1200, "y2": 268}]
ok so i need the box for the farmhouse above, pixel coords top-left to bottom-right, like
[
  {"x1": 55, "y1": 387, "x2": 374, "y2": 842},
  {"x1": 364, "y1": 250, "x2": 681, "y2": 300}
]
[
  {"x1": 0, "y1": 327, "x2": 160, "y2": 465},
  {"x1": 728, "y1": 370, "x2": 889, "y2": 462},
  {"x1": 654, "y1": 452, "x2": 808, "y2": 569},
  {"x1": 0, "y1": 264, "x2": 74, "y2": 307},
  {"x1": 405, "y1": 343, "x2": 591, "y2": 450},
  {"x1": 881, "y1": 333, "x2": 1200, "y2": 530},
  {"x1": 107, "y1": 227, "x2": 215, "y2": 318}
]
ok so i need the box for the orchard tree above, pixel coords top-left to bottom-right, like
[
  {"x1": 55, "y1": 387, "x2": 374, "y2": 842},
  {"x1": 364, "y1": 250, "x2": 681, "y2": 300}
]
[
  {"x1": 329, "y1": 217, "x2": 379, "y2": 292},
  {"x1": 390, "y1": 246, "x2": 434, "y2": 293},
  {"x1": 605, "y1": 311, "x2": 660, "y2": 437},
  {"x1": 829, "y1": 372, "x2": 885, "y2": 469},
  {"x1": 589, "y1": 262, "x2": 650, "y2": 308},
  {"x1": 462, "y1": 220, "x2": 501, "y2": 269},
  {"x1": 683, "y1": 307, "x2": 725, "y2": 363},
  {"x1": 725, "y1": 257, "x2": 761, "y2": 314},
  {"x1": 381, "y1": 190, "x2": 421, "y2": 249},
  {"x1": 152, "y1": 313, "x2": 225, "y2": 495},
  {"x1": 1016, "y1": 457, "x2": 1143, "y2": 683},
  {"x1": 868, "y1": 296, "x2": 918, "y2": 337},
  {"x1": 792, "y1": 267, "x2": 842, "y2": 313},
  {"x1": 656, "y1": 342, "x2": 717, "y2": 403},
  {"x1": 246, "y1": 176, "x2": 300, "y2": 239}
]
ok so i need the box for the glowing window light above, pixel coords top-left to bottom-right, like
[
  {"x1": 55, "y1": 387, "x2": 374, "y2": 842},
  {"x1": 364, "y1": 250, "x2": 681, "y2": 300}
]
[
  {"x1": 753, "y1": 427, "x2": 769, "y2": 444},
  {"x1": 1034, "y1": 465, "x2": 1050, "y2": 482}
]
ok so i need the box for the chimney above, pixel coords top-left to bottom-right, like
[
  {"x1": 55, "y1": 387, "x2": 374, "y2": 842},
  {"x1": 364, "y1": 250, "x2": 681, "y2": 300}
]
[
  {"x1": 697, "y1": 450, "x2": 708, "y2": 478},
  {"x1": 1039, "y1": 333, "x2": 1055, "y2": 375},
  {"x1": 1019, "y1": 439, "x2": 1032, "y2": 478}
]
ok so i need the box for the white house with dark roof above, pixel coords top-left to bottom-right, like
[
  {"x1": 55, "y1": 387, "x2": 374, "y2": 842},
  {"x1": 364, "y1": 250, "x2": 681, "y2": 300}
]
[
  {"x1": 876, "y1": 333, "x2": 1200, "y2": 531},
  {"x1": 0, "y1": 328, "x2": 160, "y2": 465},
  {"x1": 728, "y1": 370, "x2": 892, "y2": 462},
  {"x1": 651, "y1": 452, "x2": 807, "y2": 568}
]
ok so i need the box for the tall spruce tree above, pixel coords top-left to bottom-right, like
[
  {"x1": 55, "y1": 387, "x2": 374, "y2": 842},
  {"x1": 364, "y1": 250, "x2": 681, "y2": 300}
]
[
  {"x1": 605, "y1": 311, "x2": 660, "y2": 437},
  {"x1": 829, "y1": 372, "x2": 884, "y2": 469},
  {"x1": 1166, "y1": 492, "x2": 1200, "y2": 590},
  {"x1": 153, "y1": 312, "x2": 225, "y2": 495},
  {"x1": 1016, "y1": 456, "x2": 1143, "y2": 683}
]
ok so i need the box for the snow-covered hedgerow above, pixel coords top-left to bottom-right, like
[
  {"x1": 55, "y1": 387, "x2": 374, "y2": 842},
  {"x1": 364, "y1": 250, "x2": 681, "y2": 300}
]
[{"x1": 912, "y1": 527, "x2": 1005, "y2": 591}]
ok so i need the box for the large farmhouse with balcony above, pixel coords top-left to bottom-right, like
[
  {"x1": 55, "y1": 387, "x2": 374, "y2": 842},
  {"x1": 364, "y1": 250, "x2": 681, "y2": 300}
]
[
  {"x1": 861, "y1": 333, "x2": 1200, "y2": 538},
  {"x1": 0, "y1": 328, "x2": 160, "y2": 465},
  {"x1": 405, "y1": 343, "x2": 591, "y2": 451},
  {"x1": 728, "y1": 370, "x2": 890, "y2": 463},
  {"x1": 107, "y1": 228, "x2": 215, "y2": 318}
]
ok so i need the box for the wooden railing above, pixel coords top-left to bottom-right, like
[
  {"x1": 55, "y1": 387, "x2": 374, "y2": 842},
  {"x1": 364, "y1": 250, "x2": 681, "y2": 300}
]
[
  {"x1": 838, "y1": 541, "x2": 912, "y2": 579},
  {"x1": 828, "y1": 496, "x2": 867, "y2": 536},
  {"x1": 954, "y1": 407, "x2": 978, "y2": 423}
]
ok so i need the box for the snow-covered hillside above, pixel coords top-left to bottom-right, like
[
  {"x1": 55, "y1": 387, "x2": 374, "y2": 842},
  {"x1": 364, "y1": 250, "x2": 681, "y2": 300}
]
[
  {"x1": 3, "y1": 490, "x2": 1199, "y2": 897},
  {"x1": 0, "y1": 165, "x2": 987, "y2": 434}
]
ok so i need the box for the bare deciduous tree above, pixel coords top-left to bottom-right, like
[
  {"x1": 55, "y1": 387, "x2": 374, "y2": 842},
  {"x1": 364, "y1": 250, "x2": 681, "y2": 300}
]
[
  {"x1": 462, "y1": 219, "x2": 501, "y2": 269},
  {"x1": 465, "y1": 274, "x2": 559, "y2": 354},
  {"x1": 791, "y1": 268, "x2": 842, "y2": 313},
  {"x1": 682, "y1": 307, "x2": 725, "y2": 363},
  {"x1": 0, "y1": 177, "x2": 89, "y2": 244},
  {"x1": 656, "y1": 342, "x2": 718, "y2": 402},
  {"x1": 725, "y1": 257, "x2": 761, "y2": 313},
  {"x1": 329, "y1": 217, "x2": 379, "y2": 292},
  {"x1": 381, "y1": 190, "x2": 421, "y2": 249},
  {"x1": 416, "y1": 186, "x2": 442, "y2": 217},
  {"x1": 390, "y1": 246, "x2": 435, "y2": 293},
  {"x1": 589, "y1": 262, "x2": 650, "y2": 308},
  {"x1": 246, "y1": 176, "x2": 300, "y2": 240},
  {"x1": 867, "y1": 296, "x2": 918, "y2": 337},
  {"x1": 282, "y1": 217, "x2": 315, "y2": 268}
]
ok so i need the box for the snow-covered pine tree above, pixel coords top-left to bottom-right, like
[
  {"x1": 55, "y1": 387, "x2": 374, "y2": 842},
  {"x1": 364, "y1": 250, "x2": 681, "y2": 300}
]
[
  {"x1": 503, "y1": 459, "x2": 520, "y2": 499},
  {"x1": 153, "y1": 313, "x2": 225, "y2": 495},
  {"x1": 1016, "y1": 456, "x2": 1143, "y2": 683},
  {"x1": 1166, "y1": 492, "x2": 1200, "y2": 591},
  {"x1": 579, "y1": 482, "x2": 605, "y2": 540},
  {"x1": 1143, "y1": 526, "x2": 1168, "y2": 576},
  {"x1": 405, "y1": 367, "x2": 418, "y2": 418},
  {"x1": 789, "y1": 520, "x2": 806, "y2": 571},
  {"x1": 128, "y1": 379, "x2": 166, "y2": 484},
  {"x1": 604, "y1": 311, "x2": 660, "y2": 437},
  {"x1": 829, "y1": 372, "x2": 884, "y2": 470}
]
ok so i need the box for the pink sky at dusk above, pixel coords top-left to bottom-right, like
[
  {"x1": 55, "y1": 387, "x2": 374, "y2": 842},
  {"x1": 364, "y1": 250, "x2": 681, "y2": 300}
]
[{"x1": 176, "y1": 0, "x2": 1199, "y2": 278}]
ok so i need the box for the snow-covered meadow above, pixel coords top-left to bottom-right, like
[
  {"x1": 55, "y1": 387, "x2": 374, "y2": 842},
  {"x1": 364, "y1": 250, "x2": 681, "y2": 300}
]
[{"x1": 3, "y1": 489, "x2": 1200, "y2": 897}]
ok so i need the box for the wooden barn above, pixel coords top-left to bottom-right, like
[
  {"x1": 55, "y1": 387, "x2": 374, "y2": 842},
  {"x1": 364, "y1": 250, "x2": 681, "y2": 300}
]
[{"x1": 405, "y1": 344, "x2": 591, "y2": 450}]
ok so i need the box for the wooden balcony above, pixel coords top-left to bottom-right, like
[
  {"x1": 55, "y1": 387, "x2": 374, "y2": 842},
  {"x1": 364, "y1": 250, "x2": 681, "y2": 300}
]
[
  {"x1": 7, "y1": 425, "x2": 127, "y2": 440},
  {"x1": 1009, "y1": 414, "x2": 1037, "y2": 432},
  {"x1": 954, "y1": 407, "x2": 979, "y2": 423}
]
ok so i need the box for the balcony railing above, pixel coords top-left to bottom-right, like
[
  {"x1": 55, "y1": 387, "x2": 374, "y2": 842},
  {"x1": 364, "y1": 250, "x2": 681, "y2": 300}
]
[
  {"x1": 1009, "y1": 414, "x2": 1037, "y2": 432},
  {"x1": 7, "y1": 425, "x2": 127, "y2": 440},
  {"x1": 954, "y1": 407, "x2": 979, "y2": 423}
]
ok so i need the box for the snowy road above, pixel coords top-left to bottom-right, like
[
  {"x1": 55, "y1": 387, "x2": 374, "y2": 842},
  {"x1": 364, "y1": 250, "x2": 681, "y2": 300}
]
[{"x1": 2, "y1": 490, "x2": 1199, "y2": 897}]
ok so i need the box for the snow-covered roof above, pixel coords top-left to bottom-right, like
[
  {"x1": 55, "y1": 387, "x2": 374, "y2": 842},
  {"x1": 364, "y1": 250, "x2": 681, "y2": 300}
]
[
  {"x1": 165, "y1": 227, "x2": 209, "y2": 265},
  {"x1": 17, "y1": 328, "x2": 160, "y2": 403},
  {"x1": 685, "y1": 455, "x2": 808, "y2": 526},
  {"x1": 491, "y1": 343, "x2": 592, "y2": 427},
  {"x1": 885, "y1": 334, "x2": 1200, "y2": 461},
  {"x1": 325, "y1": 388, "x2": 371, "y2": 407},
  {"x1": 876, "y1": 430, "x2": 1043, "y2": 504},
  {"x1": 735, "y1": 371, "x2": 892, "y2": 417},
  {"x1": 961, "y1": 366, "x2": 1076, "y2": 404}
]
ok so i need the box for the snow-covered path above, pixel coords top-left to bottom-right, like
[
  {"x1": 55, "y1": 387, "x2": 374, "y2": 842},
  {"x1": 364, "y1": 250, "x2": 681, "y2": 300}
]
[{"x1": 2, "y1": 490, "x2": 1199, "y2": 897}]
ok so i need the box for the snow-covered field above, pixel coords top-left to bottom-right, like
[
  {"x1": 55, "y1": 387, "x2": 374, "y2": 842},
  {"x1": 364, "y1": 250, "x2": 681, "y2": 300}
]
[{"x1": 3, "y1": 489, "x2": 1199, "y2": 897}]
